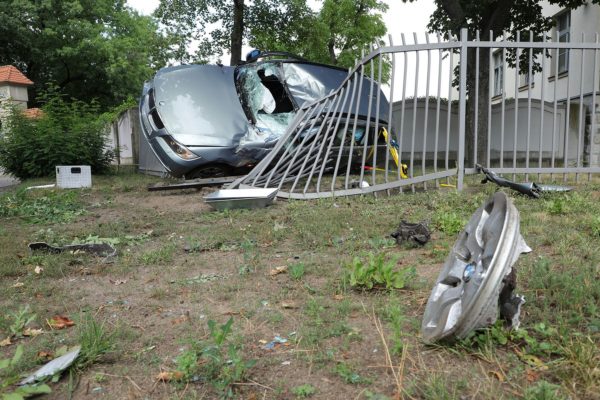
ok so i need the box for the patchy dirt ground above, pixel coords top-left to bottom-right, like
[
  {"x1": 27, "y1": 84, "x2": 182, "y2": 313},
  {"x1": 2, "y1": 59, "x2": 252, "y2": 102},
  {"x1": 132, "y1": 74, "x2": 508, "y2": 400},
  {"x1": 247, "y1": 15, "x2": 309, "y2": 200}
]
[{"x1": 1, "y1": 173, "x2": 599, "y2": 399}]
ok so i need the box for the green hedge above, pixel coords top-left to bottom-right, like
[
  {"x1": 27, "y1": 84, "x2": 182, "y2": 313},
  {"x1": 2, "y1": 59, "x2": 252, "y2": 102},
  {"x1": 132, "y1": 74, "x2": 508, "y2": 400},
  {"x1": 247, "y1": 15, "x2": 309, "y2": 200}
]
[{"x1": 0, "y1": 93, "x2": 114, "y2": 179}]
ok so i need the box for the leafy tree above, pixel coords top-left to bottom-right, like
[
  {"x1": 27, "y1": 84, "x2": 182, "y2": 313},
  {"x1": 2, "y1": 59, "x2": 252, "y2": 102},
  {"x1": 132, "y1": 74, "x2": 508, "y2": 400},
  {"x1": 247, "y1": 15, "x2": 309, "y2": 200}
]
[
  {"x1": 0, "y1": 0, "x2": 173, "y2": 108},
  {"x1": 312, "y1": 0, "x2": 388, "y2": 67},
  {"x1": 155, "y1": 0, "x2": 388, "y2": 69},
  {"x1": 252, "y1": 0, "x2": 388, "y2": 68},
  {"x1": 155, "y1": 0, "x2": 315, "y2": 65},
  {"x1": 403, "y1": 0, "x2": 599, "y2": 164}
]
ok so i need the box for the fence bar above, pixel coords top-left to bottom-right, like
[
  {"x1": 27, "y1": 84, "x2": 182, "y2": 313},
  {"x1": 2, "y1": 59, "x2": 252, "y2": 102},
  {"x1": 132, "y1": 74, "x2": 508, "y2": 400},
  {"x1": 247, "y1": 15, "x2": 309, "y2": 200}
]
[
  {"x1": 512, "y1": 31, "x2": 520, "y2": 180},
  {"x1": 457, "y1": 28, "x2": 467, "y2": 191},
  {"x1": 552, "y1": 43, "x2": 559, "y2": 179},
  {"x1": 501, "y1": 33, "x2": 507, "y2": 169},
  {"x1": 422, "y1": 34, "x2": 431, "y2": 189},
  {"x1": 358, "y1": 49, "x2": 376, "y2": 188},
  {"x1": 344, "y1": 56, "x2": 366, "y2": 190},
  {"x1": 526, "y1": 31, "x2": 533, "y2": 181},
  {"x1": 373, "y1": 50, "x2": 384, "y2": 186},
  {"x1": 409, "y1": 32, "x2": 420, "y2": 191},
  {"x1": 399, "y1": 33, "x2": 408, "y2": 192},
  {"x1": 487, "y1": 30, "x2": 493, "y2": 167},
  {"x1": 434, "y1": 33, "x2": 442, "y2": 184},
  {"x1": 386, "y1": 34, "x2": 397, "y2": 184},
  {"x1": 576, "y1": 33, "x2": 585, "y2": 183},
  {"x1": 592, "y1": 33, "x2": 599, "y2": 181},
  {"x1": 564, "y1": 47, "x2": 572, "y2": 182},
  {"x1": 445, "y1": 38, "x2": 453, "y2": 180},
  {"x1": 538, "y1": 34, "x2": 547, "y2": 180},
  {"x1": 473, "y1": 30, "x2": 480, "y2": 168}
]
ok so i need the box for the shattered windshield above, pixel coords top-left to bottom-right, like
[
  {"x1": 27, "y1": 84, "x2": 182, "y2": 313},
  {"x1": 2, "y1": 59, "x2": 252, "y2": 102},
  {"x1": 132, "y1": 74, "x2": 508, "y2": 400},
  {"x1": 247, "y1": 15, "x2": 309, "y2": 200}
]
[{"x1": 236, "y1": 62, "x2": 296, "y2": 138}]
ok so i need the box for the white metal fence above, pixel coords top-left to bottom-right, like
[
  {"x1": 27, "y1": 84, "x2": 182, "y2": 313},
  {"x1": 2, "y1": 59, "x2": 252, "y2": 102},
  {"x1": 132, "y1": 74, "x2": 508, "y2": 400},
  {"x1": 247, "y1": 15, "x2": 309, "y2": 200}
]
[{"x1": 234, "y1": 28, "x2": 600, "y2": 198}]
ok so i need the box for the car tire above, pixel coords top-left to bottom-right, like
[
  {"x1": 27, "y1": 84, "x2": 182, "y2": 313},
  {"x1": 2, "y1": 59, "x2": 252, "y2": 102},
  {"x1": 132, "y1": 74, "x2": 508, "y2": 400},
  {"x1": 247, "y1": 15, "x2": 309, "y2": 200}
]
[{"x1": 186, "y1": 165, "x2": 233, "y2": 179}]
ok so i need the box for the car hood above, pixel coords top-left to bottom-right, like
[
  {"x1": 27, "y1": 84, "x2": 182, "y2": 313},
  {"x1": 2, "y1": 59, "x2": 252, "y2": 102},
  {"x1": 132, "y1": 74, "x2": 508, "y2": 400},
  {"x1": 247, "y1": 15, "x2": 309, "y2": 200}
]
[{"x1": 152, "y1": 65, "x2": 248, "y2": 147}]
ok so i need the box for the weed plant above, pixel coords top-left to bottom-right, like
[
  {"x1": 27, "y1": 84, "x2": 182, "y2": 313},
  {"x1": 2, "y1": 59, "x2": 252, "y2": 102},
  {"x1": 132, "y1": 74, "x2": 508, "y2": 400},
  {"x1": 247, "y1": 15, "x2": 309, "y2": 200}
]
[
  {"x1": 175, "y1": 318, "x2": 255, "y2": 398},
  {"x1": 344, "y1": 253, "x2": 415, "y2": 290}
]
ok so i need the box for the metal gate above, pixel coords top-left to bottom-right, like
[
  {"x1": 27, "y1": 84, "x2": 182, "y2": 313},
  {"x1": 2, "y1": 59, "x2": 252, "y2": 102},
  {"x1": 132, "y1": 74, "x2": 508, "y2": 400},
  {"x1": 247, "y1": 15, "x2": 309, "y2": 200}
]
[{"x1": 232, "y1": 29, "x2": 600, "y2": 198}]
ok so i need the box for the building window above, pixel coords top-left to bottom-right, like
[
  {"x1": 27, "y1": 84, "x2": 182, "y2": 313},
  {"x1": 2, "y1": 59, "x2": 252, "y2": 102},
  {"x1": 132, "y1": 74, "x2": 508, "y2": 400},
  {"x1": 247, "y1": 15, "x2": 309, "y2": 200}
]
[
  {"x1": 557, "y1": 11, "x2": 570, "y2": 74},
  {"x1": 493, "y1": 50, "x2": 503, "y2": 97},
  {"x1": 520, "y1": 70, "x2": 534, "y2": 89}
]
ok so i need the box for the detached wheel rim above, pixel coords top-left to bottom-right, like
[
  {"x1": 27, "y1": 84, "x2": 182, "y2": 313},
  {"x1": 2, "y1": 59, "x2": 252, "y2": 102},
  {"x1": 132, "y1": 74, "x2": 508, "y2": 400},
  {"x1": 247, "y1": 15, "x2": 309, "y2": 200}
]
[{"x1": 421, "y1": 192, "x2": 531, "y2": 342}]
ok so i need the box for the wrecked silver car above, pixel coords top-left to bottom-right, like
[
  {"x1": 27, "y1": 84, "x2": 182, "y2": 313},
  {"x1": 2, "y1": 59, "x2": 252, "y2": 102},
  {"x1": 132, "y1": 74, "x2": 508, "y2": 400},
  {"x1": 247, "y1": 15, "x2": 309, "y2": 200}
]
[{"x1": 139, "y1": 53, "x2": 389, "y2": 178}]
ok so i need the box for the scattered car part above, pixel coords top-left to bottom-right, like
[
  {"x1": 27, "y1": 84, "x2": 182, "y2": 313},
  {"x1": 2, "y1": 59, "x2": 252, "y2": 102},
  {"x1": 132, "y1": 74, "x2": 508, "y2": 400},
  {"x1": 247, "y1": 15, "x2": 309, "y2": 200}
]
[
  {"x1": 477, "y1": 165, "x2": 572, "y2": 198},
  {"x1": 147, "y1": 176, "x2": 241, "y2": 192},
  {"x1": 391, "y1": 221, "x2": 431, "y2": 246},
  {"x1": 203, "y1": 188, "x2": 278, "y2": 210},
  {"x1": 29, "y1": 242, "x2": 117, "y2": 259},
  {"x1": 20, "y1": 346, "x2": 81, "y2": 385},
  {"x1": 421, "y1": 192, "x2": 531, "y2": 342},
  {"x1": 140, "y1": 55, "x2": 388, "y2": 179},
  {"x1": 26, "y1": 184, "x2": 55, "y2": 190},
  {"x1": 477, "y1": 165, "x2": 541, "y2": 198},
  {"x1": 535, "y1": 184, "x2": 573, "y2": 192}
]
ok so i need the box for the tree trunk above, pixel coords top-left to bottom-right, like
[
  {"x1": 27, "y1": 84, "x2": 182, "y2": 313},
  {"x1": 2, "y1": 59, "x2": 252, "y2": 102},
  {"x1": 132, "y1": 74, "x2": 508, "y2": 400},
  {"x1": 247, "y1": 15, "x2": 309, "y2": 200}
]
[
  {"x1": 230, "y1": 0, "x2": 244, "y2": 65},
  {"x1": 328, "y1": 38, "x2": 337, "y2": 65},
  {"x1": 465, "y1": 33, "x2": 491, "y2": 167}
]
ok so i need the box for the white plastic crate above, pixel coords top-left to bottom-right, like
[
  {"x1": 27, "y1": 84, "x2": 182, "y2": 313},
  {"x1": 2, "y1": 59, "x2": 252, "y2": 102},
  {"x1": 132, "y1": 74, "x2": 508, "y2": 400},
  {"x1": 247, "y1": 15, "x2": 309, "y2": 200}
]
[{"x1": 56, "y1": 165, "x2": 92, "y2": 189}]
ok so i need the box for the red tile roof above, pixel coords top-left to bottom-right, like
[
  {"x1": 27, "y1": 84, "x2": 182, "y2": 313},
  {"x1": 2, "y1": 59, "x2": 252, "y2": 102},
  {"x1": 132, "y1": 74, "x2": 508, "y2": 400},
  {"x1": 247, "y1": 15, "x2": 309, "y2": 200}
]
[
  {"x1": 0, "y1": 65, "x2": 33, "y2": 86},
  {"x1": 22, "y1": 108, "x2": 44, "y2": 119}
]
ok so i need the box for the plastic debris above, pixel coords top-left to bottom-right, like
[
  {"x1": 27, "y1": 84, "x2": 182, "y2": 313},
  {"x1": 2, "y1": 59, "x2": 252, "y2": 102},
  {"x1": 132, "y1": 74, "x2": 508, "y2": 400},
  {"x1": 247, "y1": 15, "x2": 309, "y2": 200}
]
[
  {"x1": 177, "y1": 273, "x2": 227, "y2": 285},
  {"x1": 280, "y1": 301, "x2": 299, "y2": 309},
  {"x1": 156, "y1": 371, "x2": 184, "y2": 382},
  {"x1": 269, "y1": 266, "x2": 288, "y2": 276},
  {"x1": 20, "y1": 346, "x2": 80, "y2": 385},
  {"x1": 390, "y1": 221, "x2": 431, "y2": 246},
  {"x1": 263, "y1": 336, "x2": 288, "y2": 350},
  {"x1": 47, "y1": 316, "x2": 75, "y2": 330}
]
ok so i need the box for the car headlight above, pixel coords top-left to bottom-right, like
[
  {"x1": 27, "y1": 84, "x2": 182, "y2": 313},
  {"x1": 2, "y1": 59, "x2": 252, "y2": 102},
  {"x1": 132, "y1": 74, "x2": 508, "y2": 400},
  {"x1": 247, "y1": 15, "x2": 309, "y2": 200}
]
[{"x1": 162, "y1": 136, "x2": 200, "y2": 160}]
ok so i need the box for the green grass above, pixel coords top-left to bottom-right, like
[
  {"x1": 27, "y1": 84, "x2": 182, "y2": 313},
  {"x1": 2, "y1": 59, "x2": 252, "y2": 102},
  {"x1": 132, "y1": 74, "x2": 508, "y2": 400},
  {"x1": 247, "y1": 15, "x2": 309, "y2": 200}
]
[
  {"x1": 0, "y1": 188, "x2": 86, "y2": 224},
  {"x1": 0, "y1": 172, "x2": 599, "y2": 399}
]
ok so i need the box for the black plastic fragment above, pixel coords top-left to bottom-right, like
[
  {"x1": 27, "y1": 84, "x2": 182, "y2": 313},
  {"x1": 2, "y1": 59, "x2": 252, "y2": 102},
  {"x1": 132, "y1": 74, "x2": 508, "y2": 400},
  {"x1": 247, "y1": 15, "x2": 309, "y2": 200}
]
[
  {"x1": 28, "y1": 242, "x2": 117, "y2": 258},
  {"x1": 391, "y1": 221, "x2": 431, "y2": 246}
]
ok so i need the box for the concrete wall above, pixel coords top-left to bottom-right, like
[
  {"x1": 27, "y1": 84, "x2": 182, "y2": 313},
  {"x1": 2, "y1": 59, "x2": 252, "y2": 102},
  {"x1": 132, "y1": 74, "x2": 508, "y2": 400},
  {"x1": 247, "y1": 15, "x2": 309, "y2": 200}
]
[
  {"x1": 105, "y1": 108, "x2": 140, "y2": 166},
  {"x1": 0, "y1": 84, "x2": 29, "y2": 133},
  {"x1": 392, "y1": 98, "x2": 569, "y2": 162}
]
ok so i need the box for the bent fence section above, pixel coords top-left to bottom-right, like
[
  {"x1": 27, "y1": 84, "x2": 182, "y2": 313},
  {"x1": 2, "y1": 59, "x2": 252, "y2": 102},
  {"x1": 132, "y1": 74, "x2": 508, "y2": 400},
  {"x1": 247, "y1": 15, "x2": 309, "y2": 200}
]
[{"x1": 233, "y1": 29, "x2": 600, "y2": 198}]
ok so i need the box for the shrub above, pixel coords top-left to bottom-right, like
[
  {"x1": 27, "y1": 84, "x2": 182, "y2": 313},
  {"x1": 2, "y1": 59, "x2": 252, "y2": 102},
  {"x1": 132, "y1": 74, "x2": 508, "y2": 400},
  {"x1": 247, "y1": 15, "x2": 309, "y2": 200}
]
[{"x1": 0, "y1": 91, "x2": 114, "y2": 179}]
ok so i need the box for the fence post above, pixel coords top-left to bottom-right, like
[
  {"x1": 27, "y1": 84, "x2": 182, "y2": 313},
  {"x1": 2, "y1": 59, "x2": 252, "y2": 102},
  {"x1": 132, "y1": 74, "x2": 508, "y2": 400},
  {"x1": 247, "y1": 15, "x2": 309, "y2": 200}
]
[{"x1": 457, "y1": 28, "x2": 468, "y2": 191}]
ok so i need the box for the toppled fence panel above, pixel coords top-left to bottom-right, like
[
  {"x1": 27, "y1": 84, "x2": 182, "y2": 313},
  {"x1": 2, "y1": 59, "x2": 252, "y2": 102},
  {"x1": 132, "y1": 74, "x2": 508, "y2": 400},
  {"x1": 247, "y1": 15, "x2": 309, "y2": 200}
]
[{"x1": 232, "y1": 29, "x2": 600, "y2": 198}]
